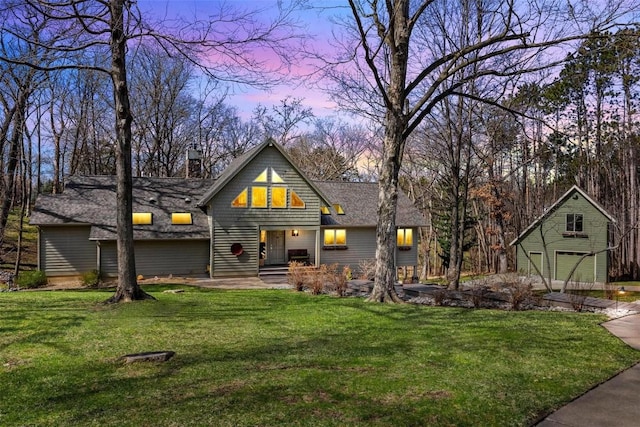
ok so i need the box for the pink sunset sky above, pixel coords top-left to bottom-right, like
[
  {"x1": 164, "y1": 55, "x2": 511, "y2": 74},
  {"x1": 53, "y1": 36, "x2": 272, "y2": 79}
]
[{"x1": 137, "y1": 0, "x2": 350, "y2": 119}]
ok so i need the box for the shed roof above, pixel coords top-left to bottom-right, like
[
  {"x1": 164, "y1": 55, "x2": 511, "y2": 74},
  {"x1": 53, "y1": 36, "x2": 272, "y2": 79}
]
[
  {"x1": 30, "y1": 176, "x2": 214, "y2": 240},
  {"x1": 314, "y1": 181, "x2": 428, "y2": 227},
  {"x1": 509, "y1": 185, "x2": 615, "y2": 246}
]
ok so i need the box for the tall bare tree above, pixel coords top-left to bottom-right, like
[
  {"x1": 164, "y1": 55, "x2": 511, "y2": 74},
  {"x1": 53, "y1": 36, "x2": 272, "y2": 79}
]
[
  {"x1": 322, "y1": 0, "x2": 636, "y2": 301},
  {"x1": 1, "y1": 0, "x2": 305, "y2": 301}
]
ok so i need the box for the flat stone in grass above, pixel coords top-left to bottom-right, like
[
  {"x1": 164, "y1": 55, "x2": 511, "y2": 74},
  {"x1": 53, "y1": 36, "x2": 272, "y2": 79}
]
[{"x1": 120, "y1": 351, "x2": 175, "y2": 363}]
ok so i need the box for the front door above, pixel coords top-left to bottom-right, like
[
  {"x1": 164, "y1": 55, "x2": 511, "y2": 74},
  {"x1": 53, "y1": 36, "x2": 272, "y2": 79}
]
[{"x1": 266, "y1": 230, "x2": 285, "y2": 265}]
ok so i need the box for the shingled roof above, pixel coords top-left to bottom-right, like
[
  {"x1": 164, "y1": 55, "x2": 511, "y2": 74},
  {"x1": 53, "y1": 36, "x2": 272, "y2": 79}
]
[
  {"x1": 30, "y1": 176, "x2": 214, "y2": 240},
  {"x1": 313, "y1": 181, "x2": 427, "y2": 227}
]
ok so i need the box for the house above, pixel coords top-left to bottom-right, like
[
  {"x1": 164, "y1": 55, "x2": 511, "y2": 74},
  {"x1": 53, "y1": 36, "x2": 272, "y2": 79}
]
[
  {"x1": 510, "y1": 185, "x2": 615, "y2": 284},
  {"x1": 30, "y1": 140, "x2": 427, "y2": 280}
]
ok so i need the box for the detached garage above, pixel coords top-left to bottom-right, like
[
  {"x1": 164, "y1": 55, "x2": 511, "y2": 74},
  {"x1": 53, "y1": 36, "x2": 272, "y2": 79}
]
[{"x1": 511, "y1": 186, "x2": 614, "y2": 284}]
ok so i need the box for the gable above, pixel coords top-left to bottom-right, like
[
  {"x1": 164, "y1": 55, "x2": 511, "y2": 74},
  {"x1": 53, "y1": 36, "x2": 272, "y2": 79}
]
[
  {"x1": 206, "y1": 144, "x2": 329, "y2": 226},
  {"x1": 510, "y1": 186, "x2": 614, "y2": 246}
]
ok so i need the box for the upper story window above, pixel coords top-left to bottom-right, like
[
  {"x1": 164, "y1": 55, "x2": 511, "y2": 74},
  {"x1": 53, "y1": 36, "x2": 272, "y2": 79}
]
[
  {"x1": 397, "y1": 228, "x2": 413, "y2": 247},
  {"x1": 132, "y1": 212, "x2": 152, "y2": 225},
  {"x1": 232, "y1": 168, "x2": 306, "y2": 209},
  {"x1": 171, "y1": 212, "x2": 193, "y2": 225},
  {"x1": 566, "y1": 214, "x2": 583, "y2": 233}
]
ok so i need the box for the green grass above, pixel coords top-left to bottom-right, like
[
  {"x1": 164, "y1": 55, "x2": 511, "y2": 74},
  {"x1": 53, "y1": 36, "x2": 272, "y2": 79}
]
[{"x1": 1, "y1": 286, "x2": 638, "y2": 426}]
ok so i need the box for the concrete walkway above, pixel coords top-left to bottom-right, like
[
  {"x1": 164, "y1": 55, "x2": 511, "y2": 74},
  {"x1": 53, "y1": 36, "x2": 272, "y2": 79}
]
[{"x1": 536, "y1": 314, "x2": 640, "y2": 426}]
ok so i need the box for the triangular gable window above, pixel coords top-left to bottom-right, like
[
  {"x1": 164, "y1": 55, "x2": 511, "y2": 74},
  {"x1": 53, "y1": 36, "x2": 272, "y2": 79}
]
[
  {"x1": 254, "y1": 169, "x2": 268, "y2": 182},
  {"x1": 291, "y1": 190, "x2": 305, "y2": 208},
  {"x1": 271, "y1": 169, "x2": 285, "y2": 183},
  {"x1": 231, "y1": 188, "x2": 248, "y2": 207}
]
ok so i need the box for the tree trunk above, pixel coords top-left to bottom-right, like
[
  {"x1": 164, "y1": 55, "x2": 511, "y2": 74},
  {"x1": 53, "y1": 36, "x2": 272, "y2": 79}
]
[{"x1": 105, "y1": 0, "x2": 153, "y2": 303}]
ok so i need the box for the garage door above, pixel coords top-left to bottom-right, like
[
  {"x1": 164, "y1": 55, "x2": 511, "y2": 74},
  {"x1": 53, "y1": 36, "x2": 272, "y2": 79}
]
[{"x1": 555, "y1": 252, "x2": 595, "y2": 283}]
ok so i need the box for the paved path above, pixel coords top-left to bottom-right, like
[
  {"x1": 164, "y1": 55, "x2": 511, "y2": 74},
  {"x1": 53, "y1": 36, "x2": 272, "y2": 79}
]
[{"x1": 536, "y1": 314, "x2": 640, "y2": 427}]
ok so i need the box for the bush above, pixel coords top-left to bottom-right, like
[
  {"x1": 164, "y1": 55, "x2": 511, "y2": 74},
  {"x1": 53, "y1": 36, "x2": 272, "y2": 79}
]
[
  {"x1": 357, "y1": 259, "x2": 376, "y2": 280},
  {"x1": 15, "y1": 270, "x2": 47, "y2": 288},
  {"x1": 500, "y1": 275, "x2": 533, "y2": 311},
  {"x1": 324, "y1": 264, "x2": 349, "y2": 297},
  {"x1": 287, "y1": 261, "x2": 307, "y2": 291},
  {"x1": 81, "y1": 270, "x2": 100, "y2": 288}
]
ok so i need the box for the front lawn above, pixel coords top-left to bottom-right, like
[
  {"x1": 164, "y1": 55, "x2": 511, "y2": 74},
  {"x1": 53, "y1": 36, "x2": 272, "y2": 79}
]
[{"x1": 1, "y1": 286, "x2": 638, "y2": 426}]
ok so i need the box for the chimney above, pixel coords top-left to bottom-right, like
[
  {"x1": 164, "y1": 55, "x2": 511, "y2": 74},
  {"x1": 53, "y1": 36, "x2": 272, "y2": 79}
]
[{"x1": 186, "y1": 144, "x2": 202, "y2": 178}]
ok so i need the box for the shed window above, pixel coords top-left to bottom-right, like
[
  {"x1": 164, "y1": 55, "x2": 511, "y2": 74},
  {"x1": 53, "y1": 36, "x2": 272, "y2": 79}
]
[
  {"x1": 566, "y1": 214, "x2": 583, "y2": 232},
  {"x1": 333, "y1": 204, "x2": 345, "y2": 215},
  {"x1": 320, "y1": 206, "x2": 330, "y2": 215},
  {"x1": 171, "y1": 212, "x2": 192, "y2": 225},
  {"x1": 132, "y1": 212, "x2": 152, "y2": 225}
]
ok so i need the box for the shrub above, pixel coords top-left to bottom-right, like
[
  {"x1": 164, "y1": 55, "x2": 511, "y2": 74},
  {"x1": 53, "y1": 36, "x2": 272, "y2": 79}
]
[
  {"x1": 15, "y1": 270, "x2": 47, "y2": 288},
  {"x1": 357, "y1": 259, "x2": 376, "y2": 280},
  {"x1": 469, "y1": 280, "x2": 488, "y2": 308},
  {"x1": 433, "y1": 287, "x2": 448, "y2": 306},
  {"x1": 567, "y1": 278, "x2": 593, "y2": 312},
  {"x1": 499, "y1": 274, "x2": 533, "y2": 311},
  {"x1": 324, "y1": 264, "x2": 349, "y2": 297},
  {"x1": 309, "y1": 265, "x2": 328, "y2": 295},
  {"x1": 287, "y1": 261, "x2": 307, "y2": 291},
  {"x1": 81, "y1": 270, "x2": 100, "y2": 288}
]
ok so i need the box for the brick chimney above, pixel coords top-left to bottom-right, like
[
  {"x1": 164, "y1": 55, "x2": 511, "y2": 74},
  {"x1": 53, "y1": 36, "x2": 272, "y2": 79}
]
[{"x1": 186, "y1": 144, "x2": 202, "y2": 178}]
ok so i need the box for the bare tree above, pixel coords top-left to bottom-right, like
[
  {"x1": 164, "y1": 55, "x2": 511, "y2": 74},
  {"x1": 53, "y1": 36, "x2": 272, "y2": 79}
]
[
  {"x1": 1, "y1": 0, "x2": 305, "y2": 302},
  {"x1": 320, "y1": 0, "x2": 636, "y2": 301}
]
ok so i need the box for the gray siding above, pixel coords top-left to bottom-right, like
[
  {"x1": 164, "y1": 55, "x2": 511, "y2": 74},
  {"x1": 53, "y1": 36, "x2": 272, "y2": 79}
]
[
  {"x1": 212, "y1": 223, "x2": 259, "y2": 277},
  {"x1": 100, "y1": 240, "x2": 209, "y2": 277},
  {"x1": 209, "y1": 146, "x2": 323, "y2": 276},
  {"x1": 319, "y1": 228, "x2": 375, "y2": 274},
  {"x1": 210, "y1": 146, "x2": 322, "y2": 228},
  {"x1": 40, "y1": 226, "x2": 96, "y2": 275}
]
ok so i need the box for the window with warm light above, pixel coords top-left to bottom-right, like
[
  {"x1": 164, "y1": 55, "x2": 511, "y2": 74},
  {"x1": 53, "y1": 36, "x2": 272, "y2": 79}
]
[
  {"x1": 320, "y1": 206, "x2": 330, "y2": 215},
  {"x1": 254, "y1": 168, "x2": 268, "y2": 182},
  {"x1": 231, "y1": 188, "x2": 248, "y2": 207},
  {"x1": 132, "y1": 212, "x2": 152, "y2": 225},
  {"x1": 271, "y1": 169, "x2": 285, "y2": 183},
  {"x1": 291, "y1": 190, "x2": 305, "y2": 208},
  {"x1": 397, "y1": 228, "x2": 413, "y2": 246},
  {"x1": 324, "y1": 229, "x2": 346, "y2": 247},
  {"x1": 171, "y1": 212, "x2": 192, "y2": 225},
  {"x1": 333, "y1": 204, "x2": 345, "y2": 215},
  {"x1": 252, "y1": 186, "x2": 267, "y2": 207},
  {"x1": 271, "y1": 187, "x2": 287, "y2": 208}
]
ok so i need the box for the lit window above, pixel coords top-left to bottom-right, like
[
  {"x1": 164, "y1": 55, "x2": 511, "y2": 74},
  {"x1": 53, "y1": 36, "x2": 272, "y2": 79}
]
[
  {"x1": 231, "y1": 188, "x2": 248, "y2": 208},
  {"x1": 397, "y1": 228, "x2": 413, "y2": 246},
  {"x1": 252, "y1": 187, "x2": 267, "y2": 208},
  {"x1": 132, "y1": 212, "x2": 152, "y2": 225},
  {"x1": 566, "y1": 214, "x2": 583, "y2": 232},
  {"x1": 271, "y1": 169, "x2": 285, "y2": 183},
  {"x1": 333, "y1": 204, "x2": 345, "y2": 215},
  {"x1": 291, "y1": 190, "x2": 305, "y2": 208},
  {"x1": 324, "y1": 229, "x2": 346, "y2": 246},
  {"x1": 254, "y1": 169, "x2": 268, "y2": 182},
  {"x1": 272, "y1": 187, "x2": 287, "y2": 208},
  {"x1": 320, "y1": 206, "x2": 330, "y2": 215},
  {"x1": 171, "y1": 213, "x2": 192, "y2": 225}
]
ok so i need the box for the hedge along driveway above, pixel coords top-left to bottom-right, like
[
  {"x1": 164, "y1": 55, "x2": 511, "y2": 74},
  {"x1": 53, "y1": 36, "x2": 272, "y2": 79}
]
[{"x1": 1, "y1": 286, "x2": 638, "y2": 426}]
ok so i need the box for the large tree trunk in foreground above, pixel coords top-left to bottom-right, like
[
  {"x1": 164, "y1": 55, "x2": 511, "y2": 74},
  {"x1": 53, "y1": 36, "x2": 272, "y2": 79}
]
[{"x1": 105, "y1": 0, "x2": 153, "y2": 303}]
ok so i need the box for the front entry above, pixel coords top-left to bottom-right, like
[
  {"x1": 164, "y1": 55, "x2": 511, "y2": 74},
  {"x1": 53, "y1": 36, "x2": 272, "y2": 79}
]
[{"x1": 266, "y1": 230, "x2": 286, "y2": 265}]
